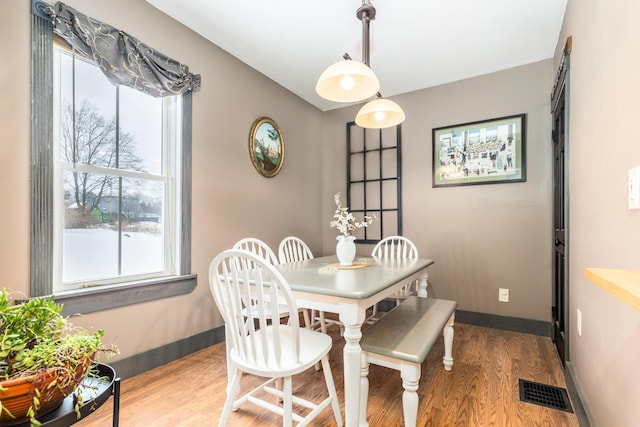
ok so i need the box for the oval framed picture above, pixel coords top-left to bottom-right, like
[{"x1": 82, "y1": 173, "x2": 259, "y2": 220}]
[{"x1": 248, "y1": 117, "x2": 284, "y2": 178}]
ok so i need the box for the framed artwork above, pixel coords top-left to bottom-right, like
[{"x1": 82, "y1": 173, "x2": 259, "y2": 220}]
[
  {"x1": 248, "y1": 117, "x2": 284, "y2": 178},
  {"x1": 432, "y1": 114, "x2": 526, "y2": 187}
]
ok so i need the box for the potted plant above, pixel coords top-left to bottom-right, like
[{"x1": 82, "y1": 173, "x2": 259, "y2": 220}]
[{"x1": 0, "y1": 289, "x2": 116, "y2": 426}]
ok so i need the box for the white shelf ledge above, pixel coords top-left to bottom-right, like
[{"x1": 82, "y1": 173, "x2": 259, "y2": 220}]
[{"x1": 584, "y1": 268, "x2": 640, "y2": 312}]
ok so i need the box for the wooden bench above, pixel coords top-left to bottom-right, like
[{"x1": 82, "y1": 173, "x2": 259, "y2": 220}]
[{"x1": 359, "y1": 296, "x2": 458, "y2": 427}]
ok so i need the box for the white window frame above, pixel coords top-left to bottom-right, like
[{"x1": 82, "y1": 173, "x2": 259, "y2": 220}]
[{"x1": 52, "y1": 48, "x2": 181, "y2": 288}]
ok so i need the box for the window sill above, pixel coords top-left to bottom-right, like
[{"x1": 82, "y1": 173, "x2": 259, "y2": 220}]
[{"x1": 50, "y1": 275, "x2": 197, "y2": 316}]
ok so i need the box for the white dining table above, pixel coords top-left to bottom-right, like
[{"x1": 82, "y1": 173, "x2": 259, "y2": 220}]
[{"x1": 274, "y1": 255, "x2": 435, "y2": 427}]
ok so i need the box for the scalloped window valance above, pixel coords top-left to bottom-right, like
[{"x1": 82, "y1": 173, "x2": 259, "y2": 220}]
[{"x1": 42, "y1": 1, "x2": 200, "y2": 98}]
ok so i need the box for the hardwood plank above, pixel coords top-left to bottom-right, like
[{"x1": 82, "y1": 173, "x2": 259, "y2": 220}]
[{"x1": 74, "y1": 324, "x2": 579, "y2": 427}]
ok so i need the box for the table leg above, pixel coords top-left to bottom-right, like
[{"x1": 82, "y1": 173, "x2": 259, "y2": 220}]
[
  {"x1": 343, "y1": 322, "x2": 363, "y2": 427},
  {"x1": 359, "y1": 354, "x2": 370, "y2": 427},
  {"x1": 338, "y1": 302, "x2": 367, "y2": 427},
  {"x1": 417, "y1": 270, "x2": 429, "y2": 298}
]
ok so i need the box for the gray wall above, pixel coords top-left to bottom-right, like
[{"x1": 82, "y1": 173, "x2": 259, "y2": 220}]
[
  {"x1": 555, "y1": 0, "x2": 640, "y2": 425},
  {"x1": 322, "y1": 61, "x2": 554, "y2": 322},
  {"x1": 4, "y1": 1, "x2": 639, "y2": 424}
]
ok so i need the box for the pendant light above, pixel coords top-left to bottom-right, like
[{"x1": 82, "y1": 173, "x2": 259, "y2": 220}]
[
  {"x1": 316, "y1": 54, "x2": 379, "y2": 103},
  {"x1": 355, "y1": 93, "x2": 406, "y2": 129},
  {"x1": 316, "y1": 1, "x2": 405, "y2": 129}
]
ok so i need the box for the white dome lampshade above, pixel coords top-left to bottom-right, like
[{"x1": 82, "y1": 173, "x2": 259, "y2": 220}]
[
  {"x1": 355, "y1": 98, "x2": 406, "y2": 129},
  {"x1": 316, "y1": 59, "x2": 380, "y2": 103}
]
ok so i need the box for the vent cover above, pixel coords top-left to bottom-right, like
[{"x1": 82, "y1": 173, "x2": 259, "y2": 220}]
[{"x1": 519, "y1": 379, "x2": 573, "y2": 413}]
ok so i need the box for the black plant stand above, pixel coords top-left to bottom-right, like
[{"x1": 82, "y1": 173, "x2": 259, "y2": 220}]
[{"x1": 13, "y1": 363, "x2": 120, "y2": 427}]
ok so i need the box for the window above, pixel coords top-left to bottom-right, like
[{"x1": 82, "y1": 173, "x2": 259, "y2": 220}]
[
  {"x1": 31, "y1": 5, "x2": 195, "y2": 313},
  {"x1": 53, "y1": 44, "x2": 182, "y2": 291},
  {"x1": 346, "y1": 122, "x2": 403, "y2": 243}
]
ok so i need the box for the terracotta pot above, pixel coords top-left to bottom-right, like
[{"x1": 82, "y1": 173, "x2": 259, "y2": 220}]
[{"x1": 0, "y1": 358, "x2": 92, "y2": 425}]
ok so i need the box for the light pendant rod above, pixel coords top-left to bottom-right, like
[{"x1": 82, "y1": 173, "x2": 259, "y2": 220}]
[{"x1": 356, "y1": 2, "x2": 376, "y2": 66}]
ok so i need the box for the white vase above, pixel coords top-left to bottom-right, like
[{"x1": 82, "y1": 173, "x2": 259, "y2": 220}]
[{"x1": 336, "y1": 235, "x2": 356, "y2": 266}]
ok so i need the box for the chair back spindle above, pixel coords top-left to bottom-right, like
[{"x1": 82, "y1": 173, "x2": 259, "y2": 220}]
[
  {"x1": 233, "y1": 238, "x2": 279, "y2": 265},
  {"x1": 372, "y1": 236, "x2": 418, "y2": 260},
  {"x1": 278, "y1": 236, "x2": 314, "y2": 263}
]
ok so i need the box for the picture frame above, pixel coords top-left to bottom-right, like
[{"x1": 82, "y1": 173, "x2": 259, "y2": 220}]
[
  {"x1": 432, "y1": 114, "x2": 526, "y2": 187},
  {"x1": 248, "y1": 117, "x2": 284, "y2": 178}
]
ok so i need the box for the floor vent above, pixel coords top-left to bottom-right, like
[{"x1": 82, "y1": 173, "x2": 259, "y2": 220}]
[{"x1": 519, "y1": 379, "x2": 573, "y2": 413}]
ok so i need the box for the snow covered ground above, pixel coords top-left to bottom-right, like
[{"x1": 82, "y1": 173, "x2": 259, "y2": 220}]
[{"x1": 63, "y1": 228, "x2": 164, "y2": 283}]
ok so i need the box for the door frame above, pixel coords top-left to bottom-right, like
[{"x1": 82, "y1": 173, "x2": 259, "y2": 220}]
[{"x1": 551, "y1": 36, "x2": 572, "y2": 364}]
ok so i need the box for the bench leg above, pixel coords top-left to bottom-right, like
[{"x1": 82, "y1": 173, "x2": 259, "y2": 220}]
[
  {"x1": 442, "y1": 313, "x2": 455, "y2": 371},
  {"x1": 359, "y1": 355, "x2": 370, "y2": 427},
  {"x1": 400, "y1": 363, "x2": 421, "y2": 427}
]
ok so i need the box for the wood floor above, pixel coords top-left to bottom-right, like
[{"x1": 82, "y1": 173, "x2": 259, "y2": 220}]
[{"x1": 75, "y1": 323, "x2": 579, "y2": 427}]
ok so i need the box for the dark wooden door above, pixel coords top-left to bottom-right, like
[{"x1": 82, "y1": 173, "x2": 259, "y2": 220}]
[
  {"x1": 551, "y1": 40, "x2": 570, "y2": 365},
  {"x1": 552, "y1": 87, "x2": 567, "y2": 364}
]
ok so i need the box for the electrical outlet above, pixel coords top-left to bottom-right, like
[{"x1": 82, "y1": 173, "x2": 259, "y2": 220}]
[
  {"x1": 498, "y1": 288, "x2": 509, "y2": 302},
  {"x1": 577, "y1": 308, "x2": 582, "y2": 336}
]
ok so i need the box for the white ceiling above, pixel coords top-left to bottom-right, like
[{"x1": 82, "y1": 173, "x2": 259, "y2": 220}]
[{"x1": 146, "y1": 0, "x2": 567, "y2": 112}]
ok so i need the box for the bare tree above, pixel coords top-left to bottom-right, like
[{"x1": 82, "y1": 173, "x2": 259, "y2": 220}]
[{"x1": 61, "y1": 100, "x2": 142, "y2": 224}]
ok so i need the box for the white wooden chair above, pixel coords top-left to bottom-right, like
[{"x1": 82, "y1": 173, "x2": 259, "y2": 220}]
[
  {"x1": 209, "y1": 249, "x2": 343, "y2": 427},
  {"x1": 278, "y1": 236, "x2": 314, "y2": 264},
  {"x1": 368, "y1": 236, "x2": 419, "y2": 323},
  {"x1": 233, "y1": 238, "x2": 310, "y2": 327},
  {"x1": 278, "y1": 236, "x2": 341, "y2": 335}
]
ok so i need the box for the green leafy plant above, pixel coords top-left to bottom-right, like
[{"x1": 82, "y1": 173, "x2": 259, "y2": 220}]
[{"x1": 0, "y1": 289, "x2": 117, "y2": 426}]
